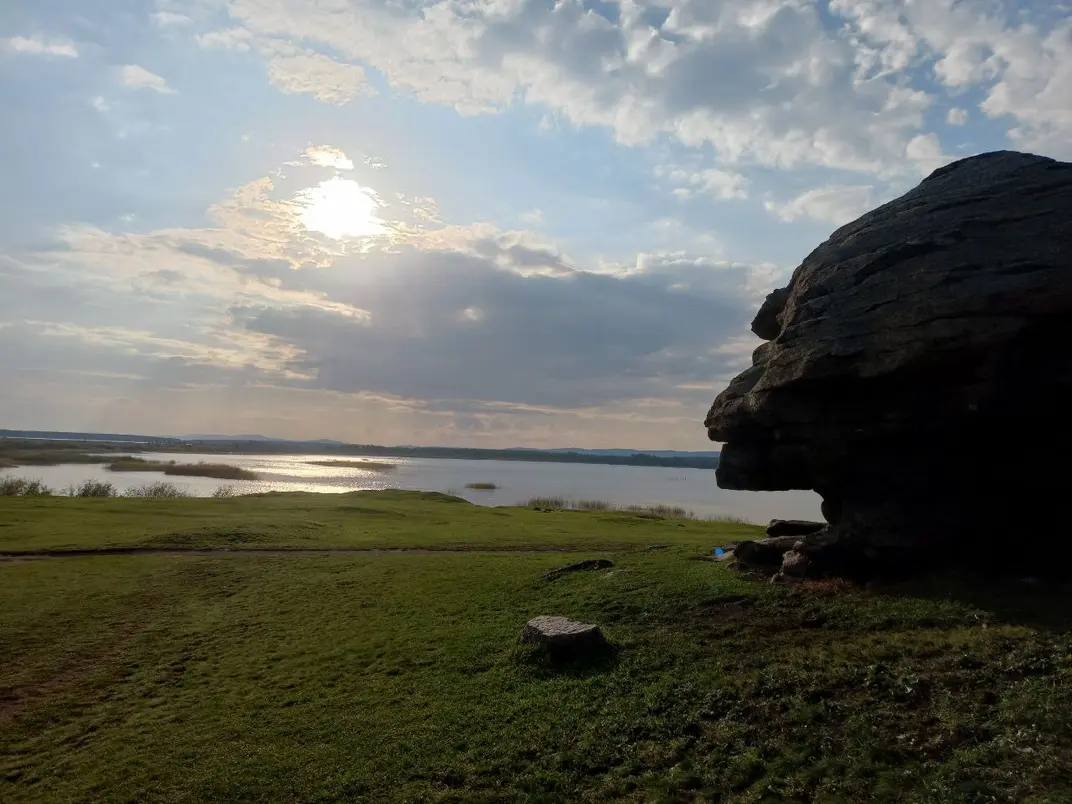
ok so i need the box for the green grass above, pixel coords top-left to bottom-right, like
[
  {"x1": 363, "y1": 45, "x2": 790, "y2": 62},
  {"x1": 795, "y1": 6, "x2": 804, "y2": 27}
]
[
  {"x1": 106, "y1": 458, "x2": 258, "y2": 481},
  {"x1": 307, "y1": 459, "x2": 396, "y2": 471},
  {"x1": 526, "y1": 496, "x2": 703, "y2": 521},
  {"x1": 1, "y1": 491, "x2": 1071, "y2": 803},
  {"x1": 0, "y1": 491, "x2": 748, "y2": 553}
]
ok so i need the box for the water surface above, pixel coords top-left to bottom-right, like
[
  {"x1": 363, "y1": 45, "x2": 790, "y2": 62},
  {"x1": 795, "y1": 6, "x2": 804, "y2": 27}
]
[{"x1": 1, "y1": 453, "x2": 821, "y2": 524}]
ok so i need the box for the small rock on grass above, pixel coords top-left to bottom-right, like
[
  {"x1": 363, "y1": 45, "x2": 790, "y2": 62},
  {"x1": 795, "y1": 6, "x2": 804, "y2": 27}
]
[
  {"x1": 520, "y1": 616, "x2": 606, "y2": 653},
  {"x1": 781, "y1": 548, "x2": 811, "y2": 578}
]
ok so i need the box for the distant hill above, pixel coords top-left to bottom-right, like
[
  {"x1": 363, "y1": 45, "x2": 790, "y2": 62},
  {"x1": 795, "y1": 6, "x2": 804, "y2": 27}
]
[
  {"x1": 183, "y1": 434, "x2": 348, "y2": 444},
  {"x1": 0, "y1": 429, "x2": 179, "y2": 444},
  {"x1": 506, "y1": 447, "x2": 722, "y2": 459}
]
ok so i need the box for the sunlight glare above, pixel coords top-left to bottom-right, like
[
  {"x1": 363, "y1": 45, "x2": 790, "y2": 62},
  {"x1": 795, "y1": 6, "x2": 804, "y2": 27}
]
[{"x1": 296, "y1": 177, "x2": 387, "y2": 240}]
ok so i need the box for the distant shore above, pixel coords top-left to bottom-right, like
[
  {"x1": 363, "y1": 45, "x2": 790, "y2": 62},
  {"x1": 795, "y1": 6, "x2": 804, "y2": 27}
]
[{"x1": 0, "y1": 430, "x2": 720, "y2": 470}]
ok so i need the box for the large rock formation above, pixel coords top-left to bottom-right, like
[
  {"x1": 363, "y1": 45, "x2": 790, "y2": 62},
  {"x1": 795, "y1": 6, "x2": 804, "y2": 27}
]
[{"x1": 705, "y1": 151, "x2": 1072, "y2": 574}]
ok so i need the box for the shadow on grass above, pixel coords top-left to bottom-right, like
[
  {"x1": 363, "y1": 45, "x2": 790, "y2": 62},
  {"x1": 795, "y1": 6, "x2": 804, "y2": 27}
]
[
  {"x1": 884, "y1": 572, "x2": 1072, "y2": 632},
  {"x1": 512, "y1": 642, "x2": 620, "y2": 679}
]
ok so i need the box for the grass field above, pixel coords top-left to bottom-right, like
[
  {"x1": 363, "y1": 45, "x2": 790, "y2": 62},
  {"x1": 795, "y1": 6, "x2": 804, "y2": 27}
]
[{"x1": 2, "y1": 491, "x2": 1072, "y2": 803}]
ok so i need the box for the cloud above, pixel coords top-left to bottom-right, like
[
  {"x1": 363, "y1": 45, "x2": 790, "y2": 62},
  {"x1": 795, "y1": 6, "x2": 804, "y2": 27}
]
[
  {"x1": 304, "y1": 145, "x2": 355, "y2": 171},
  {"x1": 24, "y1": 321, "x2": 308, "y2": 377},
  {"x1": 198, "y1": 27, "x2": 255, "y2": 52},
  {"x1": 656, "y1": 165, "x2": 750, "y2": 200},
  {"x1": 231, "y1": 247, "x2": 763, "y2": 408},
  {"x1": 213, "y1": 0, "x2": 1072, "y2": 175},
  {"x1": 947, "y1": 107, "x2": 969, "y2": 126},
  {"x1": 198, "y1": 28, "x2": 377, "y2": 104},
  {"x1": 2, "y1": 145, "x2": 775, "y2": 421},
  {"x1": 219, "y1": 0, "x2": 961, "y2": 177},
  {"x1": 764, "y1": 185, "x2": 877, "y2": 227},
  {"x1": 829, "y1": 0, "x2": 1072, "y2": 158},
  {"x1": 905, "y1": 132, "x2": 953, "y2": 174},
  {"x1": 120, "y1": 64, "x2": 174, "y2": 94},
  {"x1": 265, "y1": 49, "x2": 376, "y2": 105},
  {"x1": 2, "y1": 36, "x2": 78, "y2": 58},
  {"x1": 152, "y1": 11, "x2": 194, "y2": 27}
]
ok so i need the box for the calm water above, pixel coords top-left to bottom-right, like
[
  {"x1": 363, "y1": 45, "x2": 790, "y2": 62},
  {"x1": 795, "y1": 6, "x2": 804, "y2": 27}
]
[{"x1": 1, "y1": 453, "x2": 821, "y2": 524}]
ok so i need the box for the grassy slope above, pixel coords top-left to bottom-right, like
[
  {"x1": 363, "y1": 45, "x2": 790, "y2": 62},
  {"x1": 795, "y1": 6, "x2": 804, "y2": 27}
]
[
  {"x1": 0, "y1": 491, "x2": 752, "y2": 553},
  {"x1": 2, "y1": 492, "x2": 1072, "y2": 803}
]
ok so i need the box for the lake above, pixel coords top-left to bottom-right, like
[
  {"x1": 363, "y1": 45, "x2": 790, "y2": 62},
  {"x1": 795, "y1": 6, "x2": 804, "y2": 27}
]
[{"x1": 1, "y1": 452, "x2": 822, "y2": 524}]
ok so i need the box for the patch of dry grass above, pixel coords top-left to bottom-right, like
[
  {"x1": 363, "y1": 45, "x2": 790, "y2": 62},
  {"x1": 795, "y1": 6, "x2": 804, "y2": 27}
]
[{"x1": 107, "y1": 458, "x2": 257, "y2": 481}]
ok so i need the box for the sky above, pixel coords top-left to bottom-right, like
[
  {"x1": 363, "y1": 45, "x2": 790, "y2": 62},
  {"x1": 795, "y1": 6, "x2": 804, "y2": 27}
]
[{"x1": 1, "y1": 0, "x2": 1069, "y2": 449}]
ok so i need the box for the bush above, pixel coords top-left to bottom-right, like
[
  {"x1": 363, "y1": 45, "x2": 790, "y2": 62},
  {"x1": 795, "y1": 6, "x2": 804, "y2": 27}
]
[
  {"x1": 65, "y1": 480, "x2": 118, "y2": 498},
  {"x1": 212, "y1": 485, "x2": 238, "y2": 499},
  {"x1": 0, "y1": 477, "x2": 53, "y2": 496},
  {"x1": 625, "y1": 503, "x2": 694, "y2": 520},
  {"x1": 124, "y1": 482, "x2": 192, "y2": 499},
  {"x1": 108, "y1": 459, "x2": 256, "y2": 480},
  {"x1": 163, "y1": 462, "x2": 257, "y2": 480},
  {"x1": 522, "y1": 496, "x2": 696, "y2": 519},
  {"x1": 525, "y1": 496, "x2": 569, "y2": 510}
]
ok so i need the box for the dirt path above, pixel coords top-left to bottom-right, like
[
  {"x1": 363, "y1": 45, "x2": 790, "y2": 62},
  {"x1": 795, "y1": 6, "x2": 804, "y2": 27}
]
[{"x1": 0, "y1": 546, "x2": 612, "y2": 562}]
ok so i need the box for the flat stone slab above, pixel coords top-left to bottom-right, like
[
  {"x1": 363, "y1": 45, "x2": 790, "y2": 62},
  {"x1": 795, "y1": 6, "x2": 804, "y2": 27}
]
[
  {"x1": 520, "y1": 616, "x2": 606, "y2": 652},
  {"x1": 766, "y1": 520, "x2": 826, "y2": 538},
  {"x1": 543, "y1": 558, "x2": 613, "y2": 581}
]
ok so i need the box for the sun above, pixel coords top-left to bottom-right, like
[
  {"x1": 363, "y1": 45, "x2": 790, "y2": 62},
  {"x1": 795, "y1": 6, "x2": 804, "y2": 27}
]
[{"x1": 296, "y1": 177, "x2": 387, "y2": 240}]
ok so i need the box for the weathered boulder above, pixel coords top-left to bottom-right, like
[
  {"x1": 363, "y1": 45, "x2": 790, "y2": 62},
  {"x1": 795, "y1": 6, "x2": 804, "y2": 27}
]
[
  {"x1": 519, "y1": 616, "x2": 606, "y2": 653},
  {"x1": 766, "y1": 519, "x2": 826, "y2": 538},
  {"x1": 705, "y1": 151, "x2": 1072, "y2": 574},
  {"x1": 734, "y1": 536, "x2": 802, "y2": 568}
]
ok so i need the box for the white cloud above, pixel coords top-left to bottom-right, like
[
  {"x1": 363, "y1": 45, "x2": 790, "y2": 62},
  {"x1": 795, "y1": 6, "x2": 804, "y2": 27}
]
[
  {"x1": 215, "y1": 0, "x2": 1072, "y2": 174},
  {"x1": 305, "y1": 145, "x2": 355, "y2": 171},
  {"x1": 765, "y1": 185, "x2": 877, "y2": 227},
  {"x1": 220, "y1": 0, "x2": 946, "y2": 176},
  {"x1": 828, "y1": 0, "x2": 1072, "y2": 158},
  {"x1": 198, "y1": 27, "x2": 255, "y2": 52},
  {"x1": 152, "y1": 11, "x2": 193, "y2": 27},
  {"x1": 2, "y1": 36, "x2": 78, "y2": 58},
  {"x1": 947, "y1": 107, "x2": 969, "y2": 126},
  {"x1": 91, "y1": 96, "x2": 110, "y2": 112},
  {"x1": 26, "y1": 321, "x2": 307, "y2": 377},
  {"x1": 657, "y1": 165, "x2": 750, "y2": 200},
  {"x1": 264, "y1": 48, "x2": 376, "y2": 105},
  {"x1": 905, "y1": 132, "x2": 953, "y2": 174},
  {"x1": 120, "y1": 64, "x2": 174, "y2": 94}
]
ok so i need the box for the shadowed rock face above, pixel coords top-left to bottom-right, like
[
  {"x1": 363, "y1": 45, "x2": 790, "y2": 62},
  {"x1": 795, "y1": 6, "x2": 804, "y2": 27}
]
[{"x1": 705, "y1": 151, "x2": 1072, "y2": 572}]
